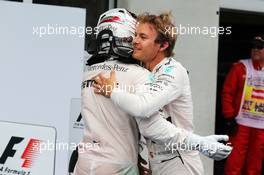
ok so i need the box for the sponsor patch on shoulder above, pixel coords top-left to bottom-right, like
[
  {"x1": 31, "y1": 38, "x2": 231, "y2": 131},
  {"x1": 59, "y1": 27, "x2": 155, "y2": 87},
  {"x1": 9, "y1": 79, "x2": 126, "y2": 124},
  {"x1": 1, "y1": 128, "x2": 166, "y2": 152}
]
[{"x1": 164, "y1": 66, "x2": 174, "y2": 74}]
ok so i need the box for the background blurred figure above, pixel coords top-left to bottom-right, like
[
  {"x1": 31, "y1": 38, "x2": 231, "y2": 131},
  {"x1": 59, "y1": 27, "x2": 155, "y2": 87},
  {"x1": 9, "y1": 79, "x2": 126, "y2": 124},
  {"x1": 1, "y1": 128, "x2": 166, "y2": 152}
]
[{"x1": 222, "y1": 35, "x2": 264, "y2": 175}]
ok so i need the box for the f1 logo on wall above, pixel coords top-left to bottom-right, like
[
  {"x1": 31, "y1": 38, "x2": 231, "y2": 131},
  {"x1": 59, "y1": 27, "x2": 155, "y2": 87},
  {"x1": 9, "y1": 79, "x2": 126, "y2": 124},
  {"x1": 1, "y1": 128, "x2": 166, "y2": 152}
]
[
  {"x1": 70, "y1": 98, "x2": 84, "y2": 130},
  {"x1": 0, "y1": 121, "x2": 56, "y2": 175}
]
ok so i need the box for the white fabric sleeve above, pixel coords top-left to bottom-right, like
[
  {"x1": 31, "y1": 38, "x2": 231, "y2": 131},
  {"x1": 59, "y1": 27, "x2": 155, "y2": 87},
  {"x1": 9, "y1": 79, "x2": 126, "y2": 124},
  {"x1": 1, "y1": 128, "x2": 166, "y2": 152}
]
[
  {"x1": 111, "y1": 64, "x2": 186, "y2": 118},
  {"x1": 136, "y1": 112, "x2": 189, "y2": 145}
]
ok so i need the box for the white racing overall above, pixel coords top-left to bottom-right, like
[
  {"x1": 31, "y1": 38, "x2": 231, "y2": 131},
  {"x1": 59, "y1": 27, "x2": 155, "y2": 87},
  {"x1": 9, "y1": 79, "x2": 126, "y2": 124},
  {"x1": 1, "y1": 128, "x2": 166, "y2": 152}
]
[
  {"x1": 74, "y1": 59, "x2": 189, "y2": 175},
  {"x1": 111, "y1": 58, "x2": 204, "y2": 175}
]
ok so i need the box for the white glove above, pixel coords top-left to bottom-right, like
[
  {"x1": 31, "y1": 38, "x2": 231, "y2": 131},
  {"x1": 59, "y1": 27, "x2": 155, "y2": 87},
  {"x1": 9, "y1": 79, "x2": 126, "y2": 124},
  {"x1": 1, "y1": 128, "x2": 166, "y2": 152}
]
[{"x1": 185, "y1": 133, "x2": 232, "y2": 161}]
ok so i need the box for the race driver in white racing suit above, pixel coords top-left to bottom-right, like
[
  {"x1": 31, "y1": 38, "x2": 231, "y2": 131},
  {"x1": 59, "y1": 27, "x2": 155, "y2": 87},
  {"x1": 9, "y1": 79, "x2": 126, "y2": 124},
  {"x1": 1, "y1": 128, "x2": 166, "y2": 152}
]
[
  {"x1": 93, "y1": 11, "x2": 231, "y2": 175},
  {"x1": 74, "y1": 8, "x2": 232, "y2": 175}
]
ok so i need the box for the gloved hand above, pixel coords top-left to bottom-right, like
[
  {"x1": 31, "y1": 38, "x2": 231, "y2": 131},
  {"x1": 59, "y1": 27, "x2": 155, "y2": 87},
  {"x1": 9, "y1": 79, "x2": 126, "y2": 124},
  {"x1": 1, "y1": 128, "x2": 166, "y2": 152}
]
[{"x1": 185, "y1": 133, "x2": 232, "y2": 161}]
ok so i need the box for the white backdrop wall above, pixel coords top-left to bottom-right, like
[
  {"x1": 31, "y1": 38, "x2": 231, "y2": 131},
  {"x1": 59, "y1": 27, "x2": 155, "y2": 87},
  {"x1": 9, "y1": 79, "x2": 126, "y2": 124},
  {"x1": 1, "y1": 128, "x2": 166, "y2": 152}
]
[
  {"x1": 0, "y1": 1, "x2": 85, "y2": 174},
  {"x1": 117, "y1": 0, "x2": 220, "y2": 174}
]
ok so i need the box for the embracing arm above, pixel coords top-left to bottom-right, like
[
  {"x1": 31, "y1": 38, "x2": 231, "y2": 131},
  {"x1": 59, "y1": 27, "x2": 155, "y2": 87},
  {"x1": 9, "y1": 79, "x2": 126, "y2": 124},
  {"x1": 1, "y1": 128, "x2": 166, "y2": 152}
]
[{"x1": 111, "y1": 64, "x2": 186, "y2": 118}]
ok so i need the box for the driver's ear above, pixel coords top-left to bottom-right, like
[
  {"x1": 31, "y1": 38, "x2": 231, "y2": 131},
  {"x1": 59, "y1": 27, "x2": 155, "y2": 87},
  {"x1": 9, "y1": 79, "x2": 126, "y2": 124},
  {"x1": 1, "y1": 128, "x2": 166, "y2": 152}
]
[{"x1": 159, "y1": 41, "x2": 169, "y2": 52}]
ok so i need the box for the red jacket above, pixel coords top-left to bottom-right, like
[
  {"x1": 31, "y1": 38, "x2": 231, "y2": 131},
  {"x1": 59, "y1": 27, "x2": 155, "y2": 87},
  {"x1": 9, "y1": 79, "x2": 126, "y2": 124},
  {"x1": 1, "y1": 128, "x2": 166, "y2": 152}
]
[{"x1": 222, "y1": 59, "x2": 262, "y2": 118}]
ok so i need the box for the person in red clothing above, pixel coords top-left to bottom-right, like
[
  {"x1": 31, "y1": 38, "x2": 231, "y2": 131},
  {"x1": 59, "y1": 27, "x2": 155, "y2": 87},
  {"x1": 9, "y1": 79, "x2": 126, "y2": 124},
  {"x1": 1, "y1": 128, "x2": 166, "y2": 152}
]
[{"x1": 222, "y1": 35, "x2": 264, "y2": 175}]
